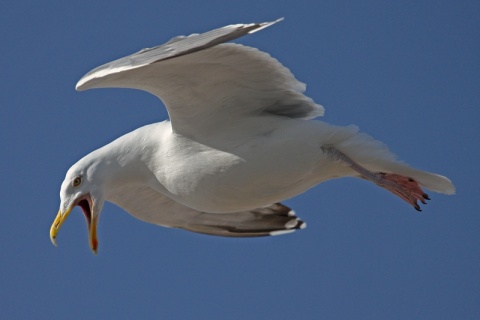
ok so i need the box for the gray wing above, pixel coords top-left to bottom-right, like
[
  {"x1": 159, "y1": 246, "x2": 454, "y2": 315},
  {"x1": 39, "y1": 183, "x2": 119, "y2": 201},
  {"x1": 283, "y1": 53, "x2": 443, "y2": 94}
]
[
  {"x1": 77, "y1": 19, "x2": 283, "y2": 86},
  {"x1": 75, "y1": 19, "x2": 324, "y2": 135},
  {"x1": 107, "y1": 185, "x2": 306, "y2": 237}
]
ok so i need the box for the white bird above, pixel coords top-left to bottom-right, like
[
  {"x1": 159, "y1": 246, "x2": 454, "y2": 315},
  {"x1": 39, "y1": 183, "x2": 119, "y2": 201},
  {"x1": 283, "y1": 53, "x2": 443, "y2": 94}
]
[{"x1": 50, "y1": 19, "x2": 454, "y2": 254}]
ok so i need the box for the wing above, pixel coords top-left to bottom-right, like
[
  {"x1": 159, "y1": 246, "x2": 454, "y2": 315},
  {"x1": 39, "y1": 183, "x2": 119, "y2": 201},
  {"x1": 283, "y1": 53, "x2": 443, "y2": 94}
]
[
  {"x1": 76, "y1": 19, "x2": 324, "y2": 134},
  {"x1": 107, "y1": 185, "x2": 306, "y2": 237}
]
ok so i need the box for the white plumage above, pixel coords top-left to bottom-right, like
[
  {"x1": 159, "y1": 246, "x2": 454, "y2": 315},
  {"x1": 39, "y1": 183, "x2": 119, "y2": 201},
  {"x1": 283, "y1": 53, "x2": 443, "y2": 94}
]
[{"x1": 50, "y1": 19, "x2": 454, "y2": 254}]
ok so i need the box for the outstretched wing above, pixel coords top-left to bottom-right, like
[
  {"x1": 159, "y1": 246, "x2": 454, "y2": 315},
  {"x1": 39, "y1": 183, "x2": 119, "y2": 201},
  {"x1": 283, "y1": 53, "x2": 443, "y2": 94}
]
[
  {"x1": 76, "y1": 19, "x2": 323, "y2": 135},
  {"x1": 107, "y1": 185, "x2": 306, "y2": 237}
]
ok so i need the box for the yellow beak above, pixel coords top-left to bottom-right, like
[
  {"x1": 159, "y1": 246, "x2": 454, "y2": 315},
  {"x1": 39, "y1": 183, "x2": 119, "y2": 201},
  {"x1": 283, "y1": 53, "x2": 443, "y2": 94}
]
[
  {"x1": 50, "y1": 202, "x2": 98, "y2": 254},
  {"x1": 50, "y1": 207, "x2": 72, "y2": 247}
]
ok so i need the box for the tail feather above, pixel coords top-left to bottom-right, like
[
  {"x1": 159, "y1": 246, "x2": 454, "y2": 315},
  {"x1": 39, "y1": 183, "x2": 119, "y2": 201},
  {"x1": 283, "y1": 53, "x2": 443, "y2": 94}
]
[{"x1": 333, "y1": 127, "x2": 455, "y2": 195}]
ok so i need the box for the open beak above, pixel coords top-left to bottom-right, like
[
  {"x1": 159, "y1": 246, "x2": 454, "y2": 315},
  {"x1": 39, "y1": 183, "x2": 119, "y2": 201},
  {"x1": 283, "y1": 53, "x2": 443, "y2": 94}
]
[{"x1": 50, "y1": 195, "x2": 98, "y2": 254}]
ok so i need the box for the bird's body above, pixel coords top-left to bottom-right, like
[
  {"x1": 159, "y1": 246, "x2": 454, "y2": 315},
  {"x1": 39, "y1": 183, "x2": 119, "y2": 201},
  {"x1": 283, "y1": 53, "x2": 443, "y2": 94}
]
[
  {"x1": 77, "y1": 118, "x2": 337, "y2": 214},
  {"x1": 51, "y1": 19, "x2": 454, "y2": 253}
]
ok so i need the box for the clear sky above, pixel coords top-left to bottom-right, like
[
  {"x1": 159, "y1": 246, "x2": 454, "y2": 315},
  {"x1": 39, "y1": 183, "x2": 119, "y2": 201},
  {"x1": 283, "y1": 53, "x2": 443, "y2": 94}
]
[{"x1": 1, "y1": 1, "x2": 479, "y2": 319}]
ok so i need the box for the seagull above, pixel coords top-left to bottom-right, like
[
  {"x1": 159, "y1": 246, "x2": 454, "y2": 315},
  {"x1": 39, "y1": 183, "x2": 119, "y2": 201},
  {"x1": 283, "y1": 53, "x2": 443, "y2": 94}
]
[{"x1": 50, "y1": 19, "x2": 454, "y2": 254}]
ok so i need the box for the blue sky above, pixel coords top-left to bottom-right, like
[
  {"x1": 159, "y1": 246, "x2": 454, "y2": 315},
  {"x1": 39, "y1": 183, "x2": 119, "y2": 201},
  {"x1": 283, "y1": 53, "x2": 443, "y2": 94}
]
[{"x1": 1, "y1": 1, "x2": 479, "y2": 319}]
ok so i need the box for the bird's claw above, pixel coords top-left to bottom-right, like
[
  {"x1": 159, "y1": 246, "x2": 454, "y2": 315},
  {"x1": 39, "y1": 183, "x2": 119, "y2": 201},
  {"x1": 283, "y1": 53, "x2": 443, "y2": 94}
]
[{"x1": 375, "y1": 173, "x2": 430, "y2": 212}]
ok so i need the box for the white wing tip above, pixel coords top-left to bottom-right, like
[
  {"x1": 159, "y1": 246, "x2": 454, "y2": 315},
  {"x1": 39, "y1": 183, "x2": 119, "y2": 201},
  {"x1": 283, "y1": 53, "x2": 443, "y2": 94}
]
[
  {"x1": 248, "y1": 18, "x2": 284, "y2": 34},
  {"x1": 285, "y1": 219, "x2": 299, "y2": 229},
  {"x1": 270, "y1": 218, "x2": 307, "y2": 236},
  {"x1": 270, "y1": 229, "x2": 296, "y2": 236}
]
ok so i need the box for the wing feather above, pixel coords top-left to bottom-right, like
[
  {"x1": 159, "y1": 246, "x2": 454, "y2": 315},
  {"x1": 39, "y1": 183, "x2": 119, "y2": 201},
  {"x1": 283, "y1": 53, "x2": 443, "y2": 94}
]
[
  {"x1": 107, "y1": 185, "x2": 306, "y2": 237},
  {"x1": 75, "y1": 19, "x2": 324, "y2": 134}
]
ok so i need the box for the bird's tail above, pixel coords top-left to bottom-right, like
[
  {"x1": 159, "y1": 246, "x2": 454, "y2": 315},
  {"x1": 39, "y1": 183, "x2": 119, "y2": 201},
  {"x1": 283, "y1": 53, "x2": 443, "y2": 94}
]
[{"x1": 329, "y1": 125, "x2": 455, "y2": 195}]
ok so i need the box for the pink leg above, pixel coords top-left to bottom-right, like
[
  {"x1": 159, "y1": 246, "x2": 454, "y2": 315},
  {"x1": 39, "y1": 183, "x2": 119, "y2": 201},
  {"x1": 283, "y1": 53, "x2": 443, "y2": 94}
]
[
  {"x1": 373, "y1": 173, "x2": 430, "y2": 211},
  {"x1": 322, "y1": 146, "x2": 430, "y2": 211}
]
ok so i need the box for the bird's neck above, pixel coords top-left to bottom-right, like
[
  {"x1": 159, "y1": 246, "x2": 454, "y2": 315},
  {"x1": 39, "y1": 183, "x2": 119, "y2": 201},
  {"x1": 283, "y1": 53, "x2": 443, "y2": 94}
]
[{"x1": 91, "y1": 125, "x2": 160, "y2": 197}]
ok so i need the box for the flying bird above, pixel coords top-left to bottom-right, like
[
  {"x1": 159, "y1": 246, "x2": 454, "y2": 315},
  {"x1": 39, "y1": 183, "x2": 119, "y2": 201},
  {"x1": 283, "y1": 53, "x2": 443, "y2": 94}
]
[{"x1": 50, "y1": 19, "x2": 454, "y2": 254}]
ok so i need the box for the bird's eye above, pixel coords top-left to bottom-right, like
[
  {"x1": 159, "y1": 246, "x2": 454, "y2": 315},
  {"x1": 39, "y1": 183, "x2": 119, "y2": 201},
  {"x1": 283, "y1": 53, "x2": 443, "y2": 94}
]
[{"x1": 72, "y1": 176, "x2": 82, "y2": 187}]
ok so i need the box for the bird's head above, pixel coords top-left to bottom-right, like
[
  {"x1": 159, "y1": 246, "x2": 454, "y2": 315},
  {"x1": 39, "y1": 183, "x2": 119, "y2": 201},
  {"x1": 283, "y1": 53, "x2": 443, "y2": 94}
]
[{"x1": 50, "y1": 156, "x2": 106, "y2": 254}]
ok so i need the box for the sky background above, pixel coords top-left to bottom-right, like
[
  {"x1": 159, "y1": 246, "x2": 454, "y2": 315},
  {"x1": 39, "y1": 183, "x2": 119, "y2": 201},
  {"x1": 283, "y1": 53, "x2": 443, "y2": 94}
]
[{"x1": 1, "y1": 1, "x2": 479, "y2": 319}]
